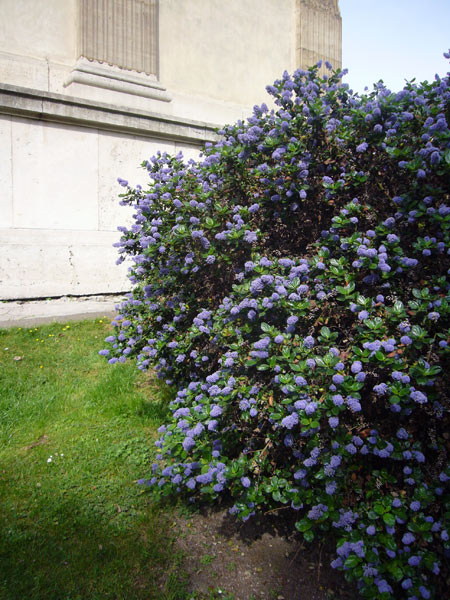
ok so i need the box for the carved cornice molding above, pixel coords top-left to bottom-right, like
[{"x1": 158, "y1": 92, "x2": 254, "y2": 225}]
[{"x1": 0, "y1": 83, "x2": 219, "y2": 145}]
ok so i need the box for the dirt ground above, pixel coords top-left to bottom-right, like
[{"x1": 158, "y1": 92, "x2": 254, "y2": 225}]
[{"x1": 172, "y1": 503, "x2": 359, "y2": 600}]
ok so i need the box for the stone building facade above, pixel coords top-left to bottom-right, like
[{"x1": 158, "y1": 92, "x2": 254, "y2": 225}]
[{"x1": 0, "y1": 0, "x2": 341, "y2": 301}]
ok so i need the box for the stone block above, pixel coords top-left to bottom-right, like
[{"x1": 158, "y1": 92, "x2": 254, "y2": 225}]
[
  {"x1": 0, "y1": 116, "x2": 13, "y2": 228},
  {"x1": 0, "y1": 0, "x2": 76, "y2": 64},
  {"x1": 159, "y1": 0, "x2": 293, "y2": 107},
  {"x1": 12, "y1": 118, "x2": 99, "y2": 230},
  {"x1": 175, "y1": 141, "x2": 202, "y2": 163},
  {"x1": 0, "y1": 228, "x2": 130, "y2": 299},
  {"x1": 0, "y1": 51, "x2": 49, "y2": 92},
  {"x1": 98, "y1": 130, "x2": 175, "y2": 231}
]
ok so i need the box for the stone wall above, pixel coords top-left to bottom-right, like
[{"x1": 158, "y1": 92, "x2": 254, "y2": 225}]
[
  {"x1": 0, "y1": 85, "x2": 217, "y2": 299},
  {"x1": 0, "y1": 0, "x2": 342, "y2": 301}
]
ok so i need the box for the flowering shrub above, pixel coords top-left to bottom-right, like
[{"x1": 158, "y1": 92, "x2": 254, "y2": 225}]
[{"x1": 101, "y1": 55, "x2": 450, "y2": 599}]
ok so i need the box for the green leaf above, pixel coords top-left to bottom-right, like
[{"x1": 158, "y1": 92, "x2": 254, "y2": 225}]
[
  {"x1": 374, "y1": 503, "x2": 385, "y2": 515},
  {"x1": 387, "y1": 562, "x2": 404, "y2": 581},
  {"x1": 284, "y1": 384, "x2": 297, "y2": 393},
  {"x1": 393, "y1": 300, "x2": 404, "y2": 313},
  {"x1": 345, "y1": 282, "x2": 356, "y2": 293},
  {"x1": 269, "y1": 412, "x2": 283, "y2": 421},
  {"x1": 290, "y1": 363, "x2": 304, "y2": 372},
  {"x1": 389, "y1": 395, "x2": 401, "y2": 405},
  {"x1": 378, "y1": 534, "x2": 397, "y2": 552},
  {"x1": 383, "y1": 513, "x2": 396, "y2": 526},
  {"x1": 295, "y1": 519, "x2": 311, "y2": 532},
  {"x1": 320, "y1": 326, "x2": 331, "y2": 339},
  {"x1": 344, "y1": 555, "x2": 360, "y2": 569},
  {"x1": 260, "y1": 323, "x2": 271, "y2": 333},
  {"x1": 303, "y1": 530, "x2": 315, "y2": 543},
  {"x1": 411, "y1": 325, "x2": 426, "y2": 338}
]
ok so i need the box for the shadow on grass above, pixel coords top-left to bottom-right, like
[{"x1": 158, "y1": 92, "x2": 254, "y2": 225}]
[
  {"x1": 0, "y1": 486, "x2": 188, "y2": 600},
  {"x1": 135, "y1": 375, "x2": 175, "y2": 424},
  {"x1": 77, "y1": 363, "x2": 174, "y2": 426}
]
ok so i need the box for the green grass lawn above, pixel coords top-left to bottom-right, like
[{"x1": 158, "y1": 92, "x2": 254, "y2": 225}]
[{"x1": 0, "y1": 319, "x2": 189, "y2": 600}]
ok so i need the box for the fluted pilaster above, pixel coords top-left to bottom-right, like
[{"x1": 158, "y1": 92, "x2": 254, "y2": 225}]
[
  {"x1": 295, "y1": 0, "x2": 342, "y2": 72},
  {"x1": 78, "y1": 0, "x2": 158, "y2": 75}
]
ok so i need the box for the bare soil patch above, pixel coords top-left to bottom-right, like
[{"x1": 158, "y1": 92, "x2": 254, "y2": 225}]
[{"x1": 173, "y1": 503, "x2": 359, "y2": 600}]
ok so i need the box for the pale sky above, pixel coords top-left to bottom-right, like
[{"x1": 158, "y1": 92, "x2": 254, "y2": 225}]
[{"x1": 339, "y1": 0, "x2": 450, "y2": 93}]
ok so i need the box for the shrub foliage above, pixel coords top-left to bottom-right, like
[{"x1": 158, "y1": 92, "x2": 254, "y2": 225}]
[{"x1": 101, "y1": 57, "x2": 450, "y2": 598}]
